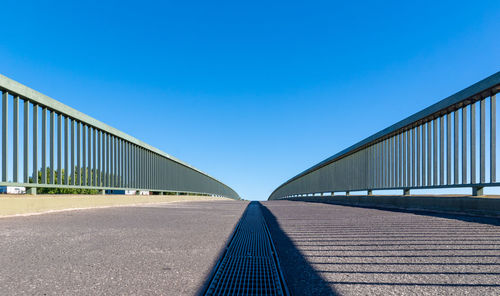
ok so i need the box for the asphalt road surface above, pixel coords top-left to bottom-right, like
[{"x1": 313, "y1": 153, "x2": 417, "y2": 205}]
[
  {"x1": 262, "y1": 200, "x2": 500, "y2": 296},
  {"x1": 0, "y1": 200, "x2": 247, "y2": 295}
]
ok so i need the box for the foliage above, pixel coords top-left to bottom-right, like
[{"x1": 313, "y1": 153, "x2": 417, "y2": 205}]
[{"x1": 30, "y1": 167, "x2": 100, "y2": 194}]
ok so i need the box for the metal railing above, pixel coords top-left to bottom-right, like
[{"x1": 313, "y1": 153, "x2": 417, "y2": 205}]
[
  {"x1": 269, "y1": 72, "x2": 500, "y2": 200},
  {"x1": 0, "y1": 74, "x2": 239, "y2": 199}
]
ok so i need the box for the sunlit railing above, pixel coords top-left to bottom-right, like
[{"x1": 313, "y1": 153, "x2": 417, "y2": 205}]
[
  {"x1": 0, "y1": 74, "x2": 239, "y2": 199},
  {"x1": 270, "y1": 72, "x2": 500, "y2": 200}
]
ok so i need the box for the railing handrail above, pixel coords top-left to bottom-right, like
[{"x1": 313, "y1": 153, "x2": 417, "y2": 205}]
[
  {"x1": 0, "y1": 74, "x2": 234, "y2": 194},
  {"x1": 270, "y1": 71, "x2": 500, "y2": 199}
]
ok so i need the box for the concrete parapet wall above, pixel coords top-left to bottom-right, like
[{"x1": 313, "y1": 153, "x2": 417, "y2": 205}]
[{"x1": 287, "y1": 195, "x2": 500, "y2": 218}]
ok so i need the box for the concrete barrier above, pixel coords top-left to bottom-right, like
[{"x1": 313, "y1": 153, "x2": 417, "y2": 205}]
[{"x1": 288, "y1": 195, "x2": 500, "y2": 218}]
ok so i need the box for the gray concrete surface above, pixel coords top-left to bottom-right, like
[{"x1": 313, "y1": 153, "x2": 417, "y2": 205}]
[
  {"x1": 0, "y1": 200, "x2": 248, "y2": 295},
  {"x1": 262, "y1": 200, "x2": 500, "y2": 296}
]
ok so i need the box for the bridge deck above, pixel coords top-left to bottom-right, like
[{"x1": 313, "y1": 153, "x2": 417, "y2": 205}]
[
  {"x1": 262, "y1": 200, "x2": 500, "y2": 296},
  {"x1": 0, "y1": 200, "x2": 247, "y2": 295}
]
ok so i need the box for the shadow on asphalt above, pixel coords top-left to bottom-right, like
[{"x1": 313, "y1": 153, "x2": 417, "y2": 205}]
[
  {"x1": 290, "y1": 198, "x2": 500, "y2": 226},
  {"x1": 260, "y1": 203, "x2": 338, "y2": 296},
  {"x1": 261, "y1": 200, "x2": 500, "y2": 294}
]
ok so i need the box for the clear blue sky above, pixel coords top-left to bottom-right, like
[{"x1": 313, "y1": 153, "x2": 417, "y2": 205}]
[{"x1": 1, "y1": 1, "x2": 500, "y2": 200}]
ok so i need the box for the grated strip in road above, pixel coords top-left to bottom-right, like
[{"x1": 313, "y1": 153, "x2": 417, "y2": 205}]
[{"x1": 204, "y1": 202, "x2": 289, "y2": 296}]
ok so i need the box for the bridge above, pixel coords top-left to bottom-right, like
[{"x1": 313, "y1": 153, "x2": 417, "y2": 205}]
[{"x1": 0, "y1": 73, "x2": 499, "y2": 295}]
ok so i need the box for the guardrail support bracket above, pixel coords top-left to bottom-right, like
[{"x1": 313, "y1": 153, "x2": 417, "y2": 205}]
[
  {"x1": 367, "y1": 190, "x2": 373, "y2": 196},
  {"x1": 403, "y1": 189, "x2": 410, "y2": 196},
  {"x1": 473, "y1": 187, "x2": 484, "y2": 196},
  {"x1": 345, "y1": 191, "x2": 350, "y2": 196}
]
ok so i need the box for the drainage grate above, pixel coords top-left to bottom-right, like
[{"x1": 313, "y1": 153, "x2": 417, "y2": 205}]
[{"x1": 204, "y1": 202, "x2": 288, "y2": 296}]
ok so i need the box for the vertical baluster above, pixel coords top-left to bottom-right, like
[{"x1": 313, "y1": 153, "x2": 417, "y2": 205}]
[
  {"x1": 454, "y1": 110, "x2": 459, "y2": 184},
  {"x1": 402, "y1": 132, "x2": 406, "y2": 188},
  {"x1": 395, "y1": 135, "x2": 399, "y2": 188},
  {"x1": 117, "y1": 138, "x2": 120, "y2": 187},
  {"x1": 422, "y1": 124, "x2": 427, "y2": 186},
  {"x1": 11, "y1": 97, "x2": 20, "y2": 184},
  {"x1": 433, "y1": 118, "x2": 438, "y2": 185},
  {"x1": 447, "y1": 113, "x2": 452, "y2": 185},
  {"x1": 131, "y1": 145, "x2": 135, "y2": 189},
  {"x1": 88, "y1": 127, "x2": 92, "y2": 186},
  {"x1": 139, "y1": 148, "x2": 142, "y2": 189},
  {"x1": 64, "y1": 117, "x2": 69, "y2": 185},
  {"x1": 107, "y1": 134, "x2": 110, "y2": 187},
  {"x1": 23, "y1": 100, "x2": 29, "y2": 183},
  {"x1": 50, "y1": 111, "x2": 54, "y2": 184},
  {"x1": 399, "y1": 133, "x2": 403, "y2": 187},
  {"x1": 480, "y1": 99, "x2": 486, "y2": 183},
  {"x1": 149, "y1": 151, "x2": 152, "y2": 189},
  {"x1": 77, "y1": 122, "x2": 81, "y2": 185},
  {"x1": 124, "y1": 142, "x2": 127, "y2": 188},
  {"x1": 417, "y1": 125, "x2": 421, "y2": 186},
  {"x1": 93, "y1": 128, "x2": 96, "y2": 187},
  {"x1": 427, "y1": 121, "x2": 432, "y2": 186},
  {"x1": 137, "y1": 146, "x2": 140, "y2": 189},
  {"x1": 41, "y1": 108, "x2": 47, "y2": 184},
  {"x1": 462, "y1": 107, "x2": 467, "y2": 184},
  {"x1": 71, "y1": 119, "x2": 75, "y2": 185},
  {"x1": 471, "y1": 103, "x2": 476, "y2": 184},
  {"x1": 32, "y1": 105, "x2": 38, "y2": 184},
  {"x1": 491, "y1": 95, "x2": 496, "y2": 183},
  {"x1": 13, "y1": 96, "x2": 18, "y2": 183},
  {"x1": 2, "y1": 91, "x2": 8, "y2": 182},
  {"x1": 130, "y1": 143, "x2": 133, "y2": 188},
  {"x1": 57, "y1": 114, "x2": 62, "y2": 184},
  {"x1": 113, "y1": 136, "x2": 116, "y2": 188},
  {"x1": 120, "y1": 139, "x2": 125, "y2": 187},
  {"x1": 141, "y1": 148, "x2": 144, "y2": 189},
  {"x1": 407, "y1": 129, "x2": 411, "y2": 187},
  {"x1": 439, "y1": 116, "x2": 444, "y2": 185},
  {"x1": 389, "y1": 137, "x2": 392, "y2": 187},
  {"x1": 128, "y1": 143, "x2": 131, "y2": 188},
  {"x1": 82, "y1": 125, "x2": 87, "y2": 186},
  {"x1": 412, "y1": 127, "x2": 416, "y2": 186},
  {"x1": 123, "y1": 141, "x2": 126, "y2": 187},
  {"x1": 118, "y1": 139, "x2": 121, "y2": 187},
  {"x1": 104, "y1": 134, "x2": 107, "y2": 187},
  {"x1": 109, "y1": 136, "x2": 113, "y2": 187},
  {"x1": 114, "y1": 136, "x2": 116, "y2": 188},
  {"x1": 98, "y1": 131, "x2": 101, "y2": 187}
]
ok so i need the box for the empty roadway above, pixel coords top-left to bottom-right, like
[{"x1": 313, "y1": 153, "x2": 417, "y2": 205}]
[
  {"x1": 0, "y1": 200, "x2": 247, "y2": 295},
  {"x1": 2, "y1": 198, "x2": 500, "y2": 295}
]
